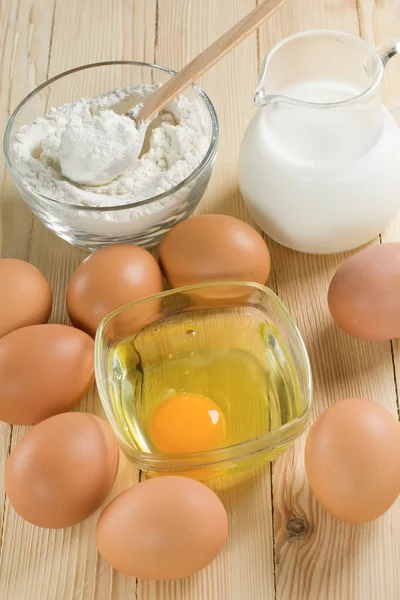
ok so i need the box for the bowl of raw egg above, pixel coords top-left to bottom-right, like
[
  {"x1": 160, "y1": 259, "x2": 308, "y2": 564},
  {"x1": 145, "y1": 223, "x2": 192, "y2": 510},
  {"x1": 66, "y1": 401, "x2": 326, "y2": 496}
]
[{"x1": 95, "y1": 281, "x2": 312, "y2": 480}]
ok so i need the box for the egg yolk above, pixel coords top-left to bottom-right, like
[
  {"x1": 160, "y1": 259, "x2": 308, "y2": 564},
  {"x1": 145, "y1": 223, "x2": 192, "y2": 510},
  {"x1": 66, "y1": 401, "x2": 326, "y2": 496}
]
[{"x1": 149, "y1": 392, "x2": 225, "y2": 453}]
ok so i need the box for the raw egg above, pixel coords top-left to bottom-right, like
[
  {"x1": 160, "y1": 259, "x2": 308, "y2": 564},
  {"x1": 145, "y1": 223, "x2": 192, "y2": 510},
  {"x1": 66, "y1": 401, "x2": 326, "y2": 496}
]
[
  {"x1": 0, "y1": 324, "x2": 94, "y2": 425},
  {"x1": 96, "y1": 476, "x2": 228, "y2": 580},
  {"x1": 5, "y1": 413, "x2": 119, "y2": 528},
  {"x1": 150, "y1": 392, "x2": 225, "y2": 453},
  {"x1": 66, "y1": 244, "x2": 164, "y2": 337},
  {"x1": 305, "y1": 398, "x2": 400, "y2": 523},
  {"x1": 328, "y1": 243, "x2": 400, "y2": 340},
  {"x1": 0, "y1": 258, "x2": 52, "y2": 338},
  {"x1": 158, "y1": 214, "x2": 271, "y2": 289}
]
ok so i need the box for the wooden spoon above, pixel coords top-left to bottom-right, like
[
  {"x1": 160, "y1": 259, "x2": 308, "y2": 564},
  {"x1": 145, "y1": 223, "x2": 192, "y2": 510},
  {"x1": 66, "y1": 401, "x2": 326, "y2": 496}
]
[
  {"x1": 136, "y1": 0, "x2": 287, "y2": 123},
  {"x1": 61, "y1": 0, "x2": 287, "y2": 186}
]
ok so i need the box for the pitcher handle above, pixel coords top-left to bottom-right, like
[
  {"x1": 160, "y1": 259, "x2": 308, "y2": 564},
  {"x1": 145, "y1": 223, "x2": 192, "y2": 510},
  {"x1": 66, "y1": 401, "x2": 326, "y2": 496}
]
[
  {"x1": 378, "y1": 39, "x2": 400, "y2": 120},
  {"x1": 378, "y1": 39, "x2": 400, "y2": 67}
]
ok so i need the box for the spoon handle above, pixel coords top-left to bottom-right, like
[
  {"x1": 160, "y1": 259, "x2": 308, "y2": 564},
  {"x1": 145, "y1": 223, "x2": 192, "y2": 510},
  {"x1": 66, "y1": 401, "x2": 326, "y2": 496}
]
[{"x1": 136, "y1": 0, "x2": 287, "y2": 123}]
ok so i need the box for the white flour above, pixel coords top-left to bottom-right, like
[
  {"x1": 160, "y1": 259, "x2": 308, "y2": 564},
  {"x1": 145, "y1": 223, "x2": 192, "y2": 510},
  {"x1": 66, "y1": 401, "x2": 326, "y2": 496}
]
[
  {"x1": 59, "y1": 109, "x2": 145, "y2": 186},
  {"x1": 13, "y1": 84, "x2": 209, "y2": 236}
]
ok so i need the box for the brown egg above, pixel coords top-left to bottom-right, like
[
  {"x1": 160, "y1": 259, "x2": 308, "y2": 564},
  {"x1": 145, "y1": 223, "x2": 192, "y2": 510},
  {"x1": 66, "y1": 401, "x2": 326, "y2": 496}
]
[
  {"x1": 328, "y1": 243, "x2": 400, "y2": 340},
  {"x1": 305, "y1": 398, "x2": 400, "y2": 524},
  {"x1": 5, "y1": 413, "x2": 119, "y2": 528},
  {"x1": 0, "y1": 258, "x2": 52, "y2": 339},
  {"x1": 67, "y1": 244, "x2": 164, "y2": 337},
  {"x1": 96, "y1": 476, "x2": 228, "y2": 580},
  {"x1": 158, "y1": 215, "x2": 271, "y2": 289},
  {"x1": 0, "y1": 324, "x2": 94, "y2": 425}
]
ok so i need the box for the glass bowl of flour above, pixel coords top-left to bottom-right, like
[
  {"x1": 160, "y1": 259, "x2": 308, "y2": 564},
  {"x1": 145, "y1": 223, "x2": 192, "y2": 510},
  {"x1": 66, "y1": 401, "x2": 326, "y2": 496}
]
[{"x1": 4, "y1": 62, "x2": 219, "y2": 250}]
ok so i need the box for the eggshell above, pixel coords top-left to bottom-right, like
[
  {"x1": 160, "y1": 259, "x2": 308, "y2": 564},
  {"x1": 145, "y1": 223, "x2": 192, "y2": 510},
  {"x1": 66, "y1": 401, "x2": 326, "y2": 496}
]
[
  {"x1": 0, "y1": 258, "x2": 52, "y2": 338},
  {"x1": 96, "y1": 476, "x2": 228, "y2": 580},
  {"x1": 5, "y1": 413, "x2": 119, "y2": 528},
  {"x1": 0, "y1": 324, "x2": 94, "y2": 425},
  {"x1": 305, "y1": 398, "x2": 400, "y2": 524},
  {"x1": 328, "y1": 243, "x2": 400, "y2": 340},
  {"x1": 158, "y1": 215, "x2": 271, "y2": 289},
  {"x1": 66, "y1": 244, "x2": 164, "y2": 337}
]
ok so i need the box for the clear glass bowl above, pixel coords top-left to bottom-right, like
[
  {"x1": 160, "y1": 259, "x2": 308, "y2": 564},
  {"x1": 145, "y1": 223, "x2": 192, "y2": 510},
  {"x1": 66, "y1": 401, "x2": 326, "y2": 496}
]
[
  {"x1": 95, "y1": 282, "x2": 312, "y2": 480},
  {"x1": 4, "y1": 61, "x2": 219, "y2": 251}
]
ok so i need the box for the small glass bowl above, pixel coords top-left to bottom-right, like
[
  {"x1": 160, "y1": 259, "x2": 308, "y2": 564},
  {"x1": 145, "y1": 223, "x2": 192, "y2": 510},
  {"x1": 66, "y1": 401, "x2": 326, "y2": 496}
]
[
  {"x1": 95, "y1": 282, "x2": 312, "y2": 480},
  {"x1": 4, "y1": 61, "x2": 219, "y2": 251}
]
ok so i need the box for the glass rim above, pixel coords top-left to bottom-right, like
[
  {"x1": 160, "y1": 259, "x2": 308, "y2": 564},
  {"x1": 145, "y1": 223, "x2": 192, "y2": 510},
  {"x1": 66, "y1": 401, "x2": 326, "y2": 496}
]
[
  {"x1": 94, "y1": 281, "x2": 313, "y2": 471},
  {"x1": 259, "y1": 29, "x2": 384, "y2": 110},
  {"x1": 3, "y1": 60, "x2": 219, "y2": 212}
]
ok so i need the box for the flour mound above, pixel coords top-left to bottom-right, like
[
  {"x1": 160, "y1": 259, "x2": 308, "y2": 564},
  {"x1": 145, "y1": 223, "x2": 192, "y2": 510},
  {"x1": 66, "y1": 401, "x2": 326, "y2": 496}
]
[
  {"x1": 13, "y1": 84, "x2": 209, "y2": 209},
  {"x1": 59, "y1": 110, "x2": 145, "y2": 186}
]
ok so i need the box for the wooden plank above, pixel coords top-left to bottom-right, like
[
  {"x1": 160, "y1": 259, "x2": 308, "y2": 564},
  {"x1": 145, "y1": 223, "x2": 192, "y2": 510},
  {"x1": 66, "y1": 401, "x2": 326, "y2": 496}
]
[
  {"x1": 259, "y1": 1, "x2": 400, "y2": 598},
  {"x1": 364, "y1": 0, "x2": 400, "y2": 439},
  {"x1": 0, "y1": 0, "x2": 56, "y2": 585},
  {"x1": 134, "y1": 2, "x2": 276, "y2": 600},
  {"x1": 0, "y1": 2, "x2": 157, "y2": 599},
  {"x1": 0, "y1": 0, "x2": 56, "y2": 260}
]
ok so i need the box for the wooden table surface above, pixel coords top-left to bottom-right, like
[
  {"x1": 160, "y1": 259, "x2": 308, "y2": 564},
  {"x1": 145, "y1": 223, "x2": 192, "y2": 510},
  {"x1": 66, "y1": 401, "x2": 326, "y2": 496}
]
[{"x1": 1, "y1": 1, "x2": 400, "y2": 598}]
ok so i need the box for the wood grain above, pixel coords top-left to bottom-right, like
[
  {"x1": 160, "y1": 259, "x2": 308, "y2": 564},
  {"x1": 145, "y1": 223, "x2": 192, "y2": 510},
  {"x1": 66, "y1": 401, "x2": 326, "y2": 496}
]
[
  {"x1": 1, "y1": 0, "x2": 400, "y2": 598},
  {"x1": 0, "y1": 0, "x2": 56, "y2": 589}
]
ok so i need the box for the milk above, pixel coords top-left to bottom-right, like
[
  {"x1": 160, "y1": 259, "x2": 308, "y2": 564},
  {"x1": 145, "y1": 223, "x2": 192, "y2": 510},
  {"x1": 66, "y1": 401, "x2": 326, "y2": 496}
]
[{"x1": 238, "y1": 80, "x2": 400, "y2": 254}]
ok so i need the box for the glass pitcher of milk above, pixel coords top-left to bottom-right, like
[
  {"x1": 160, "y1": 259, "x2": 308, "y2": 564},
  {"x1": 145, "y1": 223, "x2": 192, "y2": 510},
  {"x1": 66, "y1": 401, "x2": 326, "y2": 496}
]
[{"x1": 238, "y1": 30, "x2": 400, "y2": 254}]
